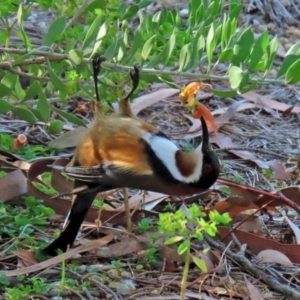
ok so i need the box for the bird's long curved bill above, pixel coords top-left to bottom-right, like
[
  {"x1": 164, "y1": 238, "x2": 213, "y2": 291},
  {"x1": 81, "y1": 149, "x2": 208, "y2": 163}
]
[{"x1": 200, "y1": 117, "x2": 209, "y2": 152}]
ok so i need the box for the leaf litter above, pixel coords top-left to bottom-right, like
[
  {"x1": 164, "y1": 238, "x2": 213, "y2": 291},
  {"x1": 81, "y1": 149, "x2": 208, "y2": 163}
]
[{"x1": 1, "y1": 6, "x2": 300, "y2": 300}]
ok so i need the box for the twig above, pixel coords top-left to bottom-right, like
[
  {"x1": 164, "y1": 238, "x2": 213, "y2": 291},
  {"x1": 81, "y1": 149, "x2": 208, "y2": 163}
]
[
  {"x1": 204, "y1": 233, "x2": 300, "y2": 300},
  {"x1": 0, "y1": 47, "x2": 287, "y2": 85}
]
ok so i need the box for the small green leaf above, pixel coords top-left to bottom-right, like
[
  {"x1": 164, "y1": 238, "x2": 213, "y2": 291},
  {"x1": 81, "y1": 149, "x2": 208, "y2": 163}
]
[
  {"x1": 51, "y1": 106, "x2": 86, "y2": 126},
  {"x1": 211, "y1": 89, "x2": 238, "y2": 98},
  {"x1": 0, "y1": 83, "x2": 12, "y2": 97},
  {"x1": 229, "y1": 0, "x2": 242, "y2": 19},
  {"x1": 81, "y1": 14, "x2": 103, "y2": 55},
  {"x1": 192, "y1": 255, "x2": 207, "y2": 272},
  {"x1": 218, "y1": 185, "x2": 230, "y2": 194},
  {"x1": 12, "y1": 107, "x2": 37, "y2": 123},
  {"x1": 277, "y1": 41, "x2": 300, "y2": 77},
  {"x1": 141, "y1": 34, "x2": 156, "y2": 63},
  {"x1": 285, "y1": 58, "x2": 300, "y2": 84},
  {"x1": 228, "y1": 66, "x2": 243, "y2": 89},
  {"x1": 206, "y1": 23, "x2": 216, "y2": 69},
  {"x1": 178, "y1": 240, "x2": 190, "y2": 255},
  {"x1": 218, "y1": 48, "x2": 233, "y2": 62},
  {"x1": 22, "y1": 81, "x2": 39, "y2": 102},
  {"x1": 249, "y1": 31, "x2": 269, "y2": 72},
  {"x1": 0, "y1": 100, "x2": 12, "y2": 113},
  {"x1": 121, "y1": 5, "x2": 139, "y2": 20},
  {"x1": 178, "y1": 43, "x2": 192, "y2": 72},
  {"x1": 38, "y1": 89, "x2": 50, "y2": 122},
  {"x1": 91, "y1": 20, "x2": 109, "y2": 57},
  {"x1": 164, "y1": 236, "x2": 184, "y2": 245},
  {"x1": 1, "y1": 73, "x2": 17, "y2": 89},
  {"x1": 43, "y1": 15, "x2": 66, "y2": 46},
  {"x1": 47, "y1": 61, "x2": 73, "y2": 94},
  {"x1": 69, "y1": 50, "x2": 83, "y2": 65},
  {"x1": 264, "y1": 37, "x2": 278, "y2": 76}
]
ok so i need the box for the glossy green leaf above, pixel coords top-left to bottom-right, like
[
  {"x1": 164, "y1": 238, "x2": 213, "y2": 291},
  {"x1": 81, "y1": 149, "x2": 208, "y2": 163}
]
[
  {"x1": 206, "y1": 23, "x2": 215, "y2": 69},
  {"x1": 285, "y1": 58, "x2": 300, "y2": 84},
  {"x1": 178, "y1": 240, "x2": 190, "y2": 255},
  {"x1": 1, "y1": 73, "x2": 17, "y2": 89},
  {"x1": 277, "y1": 41, "x2": 300, "y2": 77},
  {"x1": 228, "y1": 66, "x2": 243, "y2": 89},
  {"x1": 164, "y1": 236, "x2": 184, "y2": 245},
  {"x1": 231, "y1": 27, "x2": 254, "y2": 65},
  {"x1": 141, "y1": 34, "x2": 156, "y2": 63},
  {"x1": 249, "y1": 31, "x2": 269, "y2": 72},
  {"x1": 51, "y1": 106, "x2": 86, "y2": 127},
  {"x1": 121, "y1": 4, "x2": 139, "y2": 20},
  {"x1": 91, "y1": 20, "x2": 109, "y2": 57},
  {"x1": 104, "y1": 37, "x2": 123, "y2": 61},
  {"x1": 158, "y1": 75, "x2": 180, "y2": 89},
  {"x1": 69, "y1": 49, "x2": 83, "y2": 65},
  {"x1": 178, "y1": 43, "x2": 192, "y2": 72},
  {"x1": 229, "y1": 0, "x2": 242, "y2": 19},
  {"x1": 38, "y1": 89, "x2": 50, "y2": 122},
  {"x1": 0, "y1": 83, "x2": 11, "y2": 97},
  {"x1": 264, "y1": 37, "x2": 278, "y2": 76},
  {"x1": 192, "y1": 255, "x2": 207, "y2": 272},
  {"x1": 12, "y1": 107, "x2": 37, "y2": 123},
  {"x1": 43, "y1": 15, "x2": 66, "y2": 46},
  {"x1": 238, "y1": 71, "x2": 250, "y2": 90},
  {"x1": 22, "y1": 81, "x2": 40, "y2": 102},
  {"x1": 47, "y1": 61, "x2": 73, "y2": 94},
  {"x1": 0, "y1": 100, "x2": 12, "y2": 113},
  {"x1": 218, "y1": 48, "x2": 233, "y2": 62},
  {"x1": 239, "y1": 80, "x2": 258, "y2": 94},
  {"x1": 81, "y1": 14, "x2": 103, "y2": 55}
]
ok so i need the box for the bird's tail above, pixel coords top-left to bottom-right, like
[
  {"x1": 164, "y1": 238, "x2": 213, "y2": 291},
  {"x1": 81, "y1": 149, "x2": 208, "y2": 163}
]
[{"x1": 42, "y1": 189, "x2": 98, "y2": 257}]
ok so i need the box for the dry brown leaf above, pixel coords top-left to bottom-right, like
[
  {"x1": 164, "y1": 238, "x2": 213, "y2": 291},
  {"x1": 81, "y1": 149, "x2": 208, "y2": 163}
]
[
  {"x1": 245, "y1": 278, "x2": 264, "y2": 300},
  {"x1": 243, "y1": 91, "x2": 300, "y2": 113},
  {"x1": 257, "y1": 249, "x2": 293, "y2": 266},
  {"x1": 132, "y1": 88, "x2": 179, "y2": 115},
  {"x1": 16, "y1": 249, "x2": 38, "y2": 267},
  {"x1": 218, "y1": 227, "x2": 300, "y2": 263},
  {"x1": 50, "y1": 158, "x2": 73, "y2": 194},
  {"x1": 116, "y1": 191, "x2": 167, "y2": 211},
  {"x1": 284, "y1": 216, "x2": 300, "y2": 244},
  {"x1": 265, "y1": 160, "x2": 290, "y2": 180},
  {"x1": 0, "y1": 169, "x2": 27, "y2": 201},
  {"x1": 233, "y1": 214, "x2": 264, "y2": 233},
  {"x1": 3, "y1": 235, "x2": 113, "y2": 276},
  {"x1": 49, "y1": 126, "x2": 89, "y2": 149}
]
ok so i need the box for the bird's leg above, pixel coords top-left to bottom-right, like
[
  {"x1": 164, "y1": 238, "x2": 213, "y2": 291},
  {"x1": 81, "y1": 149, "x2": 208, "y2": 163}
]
[
  {"x1": 92, "y1": 54, "x2": 106, "y2": 111},
  {"x1": 119, "y1": 64, "x2": 140, "y2": 116}
]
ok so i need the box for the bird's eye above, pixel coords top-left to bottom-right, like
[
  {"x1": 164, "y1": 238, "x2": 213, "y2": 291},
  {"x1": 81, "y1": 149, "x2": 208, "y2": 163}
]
[{"x1": 203, "y1": 163, "x2": 212, "y2": 173}]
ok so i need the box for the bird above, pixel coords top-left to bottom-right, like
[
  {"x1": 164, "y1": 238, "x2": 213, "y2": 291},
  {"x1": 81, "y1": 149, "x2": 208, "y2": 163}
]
[{"x1": 41, "y1": 55, "x2": 220, "y2": 257}]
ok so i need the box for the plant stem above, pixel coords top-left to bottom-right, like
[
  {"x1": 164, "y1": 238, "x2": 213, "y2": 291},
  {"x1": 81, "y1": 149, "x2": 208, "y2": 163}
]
[
  {"x1": 180, "y1": 245, "x2": 191, "y2": 300},
  {"x1": 0, "y1": 47, "x2": 286, "y2": 85}
]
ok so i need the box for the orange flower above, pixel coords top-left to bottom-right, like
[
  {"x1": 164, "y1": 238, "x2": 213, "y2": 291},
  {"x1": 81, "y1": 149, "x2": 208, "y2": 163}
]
[
  {"x1": 179, "y1": 82, "x2": 217, "y2": 132},
  {"x1": 12, "y1": 134, "x2": 27, "y2": 148},
  {"x1": 193, "y1": 104, "x2": 218, "y2": 132}
]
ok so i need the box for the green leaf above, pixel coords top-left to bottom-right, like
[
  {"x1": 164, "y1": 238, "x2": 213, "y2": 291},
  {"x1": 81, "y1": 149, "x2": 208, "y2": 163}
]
[
  {"x1": 158, "y1": 75, "x2": 180, "y2": 89},
  {"x1": 0, "y1": 100, "x2": 12, "y2": 113},
  {"x1": 121, "y1": 4, "x2": 139, "y2": 20},
  {"x1": 249, "y1": 31, "x2": 269, "y2": 72},
  {"x1": 69, "y1": 50, "x2": 83, "y2": 65},
  {"x1": 178, "y1": 240, "x2": 190, "y2": 255},
  {"x1": 1, "y1": 73, "x2": 17, "y2": 89},
  {"x1": 0, "y1": 83, "x2": 12, "y2": 97},
  {"x1": 206, "y1": 23, "x2": 216, "y2": 69},
  {"x1": 178, "y1": 43, "x2": 192, "y2": 72},
  {"x1": 81, "y1": 14, "x2": 103, "y2": 55},
  {"x1": 229, "y1": 0, "x2": 242, "y2": 19},
  {"x1": 141, "y1": 34, "x2": 156, "y2": 63},
  {"x1": 164, "y1": 236, "x2": 184, "y2": 245},
  {"x1": 38, "y1": 89, "x2": 50, "y2": 122},
  {"x1": 22, "y1": 81, "x2": 39, "y2": 102},
  {"x1": 285, "y1": 58, "x2": 300, "y2": 84},
  {"x1": 51, "y1": 106, "x2": 86, "y2": 126},
  {"x1": 218, "y1": 48, "x2": 233, "y2": 62},
  {"x1": 218, "y1": 185, "x2": 230, "y2": 194},
  {"x1": 43, "y1": 15, "x2": 66, "y2": 46},
  {"x1": 47, "y1": 61, "x2": 73, "y2": 94},
  {"x1": 12, "y1": 107, "x2": 37, "y2": 123},
  {"x1": 104, "y1": 37, "x2": 123, "y2": 61},
  {"x1": 139, "y1": 0, "x2": 152, "y2": 9},
  {"x1": 123, "y1": 31, "x2": 143, "y2": 65},
  {"x1": 231, "y1": 27, "x2": 254, "y2": 66},
  {"x1": 192, "y1": 255, "x2": 207, "y2": 272},
  {"x1": 228, "y1": 66, "x2": 243, "y2": 89},
  {"x1": 277, "y1": 41, "x2": 300, "y2": 77},
  {"x1": 91, "y1": 20, "x2": 109, "y2": 57},
  {"x1": 264, "y1": 36, "x2": 278, "y2": 76}
]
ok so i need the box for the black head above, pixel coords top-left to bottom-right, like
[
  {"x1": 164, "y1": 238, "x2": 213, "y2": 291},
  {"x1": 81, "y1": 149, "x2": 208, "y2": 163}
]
[{"x1": 198, "y1": 117, "x2": 220, "y2": 189}]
